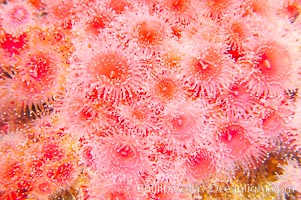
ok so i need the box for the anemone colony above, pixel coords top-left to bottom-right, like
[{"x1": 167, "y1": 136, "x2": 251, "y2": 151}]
[{"x1": 1, "y1": 0, "x2": 301, "y2": 199}]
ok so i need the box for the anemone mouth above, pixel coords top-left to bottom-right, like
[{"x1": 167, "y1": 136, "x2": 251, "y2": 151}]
[
  {"x1": 112, "y1": 143, "x2": 140, "y2": 168},
  {"x1": 227, "y1": 21, "x2": 247, "y2": 50},
  {"x1": 231, "y1": 22, "x2": 245, "y2": 39},
  {"x1": 228, "y1": 83, "x2": 252, "y2": 105},
  {"x1": 116, "y1": 144, "x2": 135, "y2": 159},
  {"x1": 255, "y1": 42, "x2": 291, "y2": 82},
  {"x1": 165, "y1": 0, "x2": 190, "y2": 13},
  {"x1": 192, "y1": 49, "x2": 222, "y2": 81},
  {"x1": 89, "y1": 52, "x2": 129, "y2": 84},
  {"x1": 286, "y1": 2, "x2": 300, "y2": 23},
  {"x1": 109, "y1": 0, "x2": 131, "y2": 14},
  {"x1": 206, "y1": 0, "x2": 229, "y2": 20},
  {"x1": 186, "y1": 150, "x2": 213, "y2": 178},
  {"x1": 171, "y1": 114, "x2": 187, "y2": 131},
  {"x1": 261, "y1": 111, "x2": 285, "y2": 134},
  {"x1": 134, "y1": 20, "x2": 164, "y2": 46},
  {"x1": 207, "y1": 0, "x2": 229, "y2": 8},
  {"x1": 169, "y1": 113, "x2": 194, "y2": 140},
  {"x1": 217, "y1": 123, "x2": 251, "y2": 157},
  {"x1": 131, "y1": 109, "x2": 145, "y2": 121},
  {"x1": 154, "y1": 78, "x2": 177, "y2": 101},
  {"x1": 87, "y1": 14, "x2": 111, "y2": 34}
]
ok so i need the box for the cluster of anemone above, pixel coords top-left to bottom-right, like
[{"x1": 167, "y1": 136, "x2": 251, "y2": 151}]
[{"x1": 1, "y1": 0, "x2": 301, "y2": 199}]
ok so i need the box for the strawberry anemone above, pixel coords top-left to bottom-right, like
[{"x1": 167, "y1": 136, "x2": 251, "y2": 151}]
[
  {"x1": 184, "y1": 45, "x2": 237, "y2": 98},
  {"x1": 185, "y1": 149, "x2": 216, "y2": 183},
  {"x1": 212, "y1": 117, "x2": 268, "y2": 174},
  {"x1": 154, "y1": 0, "x2": 199, "y2": 25},
  {"x1": 147, "y1": 67, "x2": 187, "y2": 103},
  {"x1": 0, "y1": 122, "x2": 81, "y2": 199},
  {"x1": 220, "y1": 81, "x2": 262, "y2": 118},
  {"x1": 116, "y1": 96, "x2": 162, "y2": 136},
  {"x1": 258, "y1": 101, "x2": 293, "y2": 144},
  {"x1": 86, "y1": 12, "x2": 112, "y2": 35},
  {"x1": 222, "y1": 14, "x2": 260, "y2": 59},
  {"x1": 70, "y1": 35, "x2": 145, "y2": 103},
  {"x1": 42, "y1": 0, "x2": 76, "y2": 27},
  {"x1": 11, "y1": 46, "x2": 66, "y2": 117},
  {"x1": 87, "y1": 51, "x2": 144, "y2": 102},
  {"x1": 202, "y1": 0, "x2": 235, "y2": 21},
  {"x1": 92, "y1": 129, "x2": 151, "y2": 184},
  {"x1": 241, "y1": 41, "x2": 292, "y2": 98},
  {"x1": 0, "y1": 1, "x2": 36, "y2": 35},
  {"x1": 114, "y1": 7, "x2": 168, "y2": 55},
  {"x1": 56, "y1": 87, "x2": 114, "y2": 137},
  {"x1": 72, "y1": 1, "x2": 114, "y2": 38},
  {"x1": 158, "y1": 100, "x2": 209, "y2": 154}
]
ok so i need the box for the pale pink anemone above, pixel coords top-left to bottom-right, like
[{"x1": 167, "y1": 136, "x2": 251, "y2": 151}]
[
  {"x1": 238, "y1": 17, "x2": 301, "y2": 98},
  {"x1": 71, "y1": 1, "x2": 114, "y2": 38},
  {"x1": 115, "y1": 95, "x2": 162, "y2": 136},
  {"x1": 145, "y1": 65, "x2": 188, "y2": 103},
  {"x1": 184, "y1": 148, "x2": 217, "y2": 184},
  {"x1": 157, "y1": 99, "x2": 210, "y2": 154},
  {"x1": 257, "y1": 99, "x2": 293, "y2": 145},
  {"x1": 182, "y1": 40, "x2": 238, "y2": 98},
  {"x1": 153, "y1": 0, "x2": 201, "y2": 25},
  {"x1": 198, "y1": 0, "x2": 241, "y2": 21},
  {"x1": 70, "y1": 35, "x2": 146, "y2": 103},
  {"x1": 219, "y1": 81, "x2": 263, "y2": 118},
  {"x1": 91, "y1": 128, "x2": 152, "y2": 184},
  {"x1": 111, "y1": 5, "x2": 171, "y2": 56},
  {"x1": 240, "y1": 41, "x2": 293, "y2": 98},
  {"x1": 209, "y1": 115, "x2": 269, "y2": 176},
  {"x1": 54, "y1": 86, "x2": 114, "y2": 138}
]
